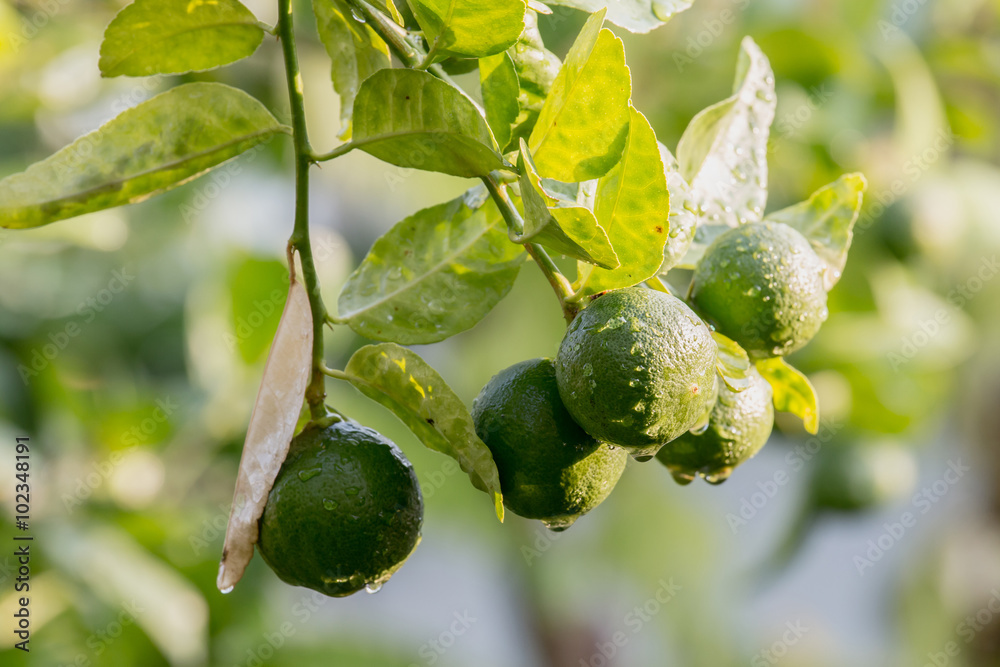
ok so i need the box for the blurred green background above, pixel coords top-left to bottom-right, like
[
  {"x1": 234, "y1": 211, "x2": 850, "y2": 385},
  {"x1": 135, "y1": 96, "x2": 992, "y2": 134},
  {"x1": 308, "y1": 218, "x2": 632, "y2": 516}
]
[{"x1": 2, "y1": 0, "x2": 1000, "y2": 665}]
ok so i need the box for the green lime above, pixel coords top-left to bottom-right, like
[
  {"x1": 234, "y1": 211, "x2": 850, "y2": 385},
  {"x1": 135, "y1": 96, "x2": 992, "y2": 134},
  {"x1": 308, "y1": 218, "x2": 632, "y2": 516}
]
[
  {"x1": 811, "y1": 440, "x2": 918, "y2": 512},
  {"x1": 257, "y1": 419, "x2": 423, "y2": 597},
  {"x1": 656, "y1": 366, "x2": 774, "y2": 485},
  {"x1": 555, "y1": 287, "x2": 718, "y2": 459},
  {"x1": 690, "y1": 221, "x2": 828, "y2": 359},
  {"x1": 472, "y1": 358, "x2": 627, "y2": 530}
]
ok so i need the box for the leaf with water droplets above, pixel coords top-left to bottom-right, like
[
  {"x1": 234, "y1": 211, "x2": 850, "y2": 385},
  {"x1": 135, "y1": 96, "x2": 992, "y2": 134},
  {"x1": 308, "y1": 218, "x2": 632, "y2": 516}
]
[
  {"x1": 755, "y1": 357, "x2": 818, "y2": 434},
  {"x1": 337, "y1": 188, "x2": 525, "y2": 344},
  {"x1": 657, "y1": 142, "x2": 697, "y2": 272},
  {"x1": 576, "y1": 106, "x2": 670, "y2": 296},
  {"x1": 342, "y1": 343, "x2": 504, "y2": 521},
  {"x1": 218, "y1": 278, "x2": 313, "y2": 593},
  {"x1": 676, "y1": 36, "x2": 775, "y2": 229},
  {"x1": 712, "y1": 331, "x2": 751, "y2": 392},
  {"x1": 542, "y1": 0, "x2": 694, "y2": 33},
  {"x1": 514, "y1": 140, "x2": 619, "y2": 269},
  {"x1": 765, "y1": 173, "x2": 867, "y2": 291}
]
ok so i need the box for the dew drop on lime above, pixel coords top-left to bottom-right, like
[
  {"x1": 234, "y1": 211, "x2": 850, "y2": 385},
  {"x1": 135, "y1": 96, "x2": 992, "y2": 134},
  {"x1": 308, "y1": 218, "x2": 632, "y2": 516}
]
[
  {"x1": 297, "y1": 467, "x2": 322, "y2": 482},
  {"x1": 542, "y1": 516, "x2": 577, "y2": 532},
  {"x1": 703, "y1": 467, "x2": 734, "y2": 485},
  {"x1": 365, "y1": 582, "x2": 383, "y2": 594},
  {"x1": 668, "y1": 468, "x2": 696, "y2": 485},
  {"x1": 323, "y1": 498, "x2": 339, "y2": 511},
  {"x1": 345, "y1": 486, "x2": 360, "y2": 496}
]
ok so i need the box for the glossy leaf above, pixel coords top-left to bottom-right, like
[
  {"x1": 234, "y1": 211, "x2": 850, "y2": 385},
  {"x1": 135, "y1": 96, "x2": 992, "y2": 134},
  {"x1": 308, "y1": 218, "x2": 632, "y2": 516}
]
[
  {"x1": 338, "y1": 190, "x2": 525, "y2": 344},
  {"x1": 575, "y1": 106, "x2": 669, "y2": 296},
  {"x1": 514, "y1": 141, "x2": 618, "y2": 269},
  {"x1": 657, "y1": 142, "x2": 697, "y2": 272},
  {"x1": 676, "y1": 36, "x2": 775, "y2": 228},
  {"x1": 0, "y1": 83, "x2": 287, "y2": 229},
  {"x1": 756, "y1": 357, "x2": 819, "y2": 434},
  {"x1": 712, "y1": 331, "x2": 751, "y2": 392},
  {"x1": 218, "y1": 279, "x2": 312, "y2": 592},
  {"x1": 407, "y1": 0, "x2": 526, "y2": 59},
  {"x1": 343, "y1": 343, "x2": 505, "y2": 520},
  {"x1": 528, "y1": 9, "x2": 631, "y2": 182},
  {"x1": 100, "y1": 0, "x2": 264, "y2": 77},
  {"x1": 352, "y1": 68, "x2": 507, "y2": 178},
  {"x1": 544, "y1": 0, "x2": 694, "y2": 33},
  {"x1": 313, "y1": 0, "x2": 391, "y2": 140},
  {"x1": 765, "y1": 173, "x2": 868, "y2": 290},
  {"x1": 479, "y1": 52, "x2": 520, "y2": 151}
]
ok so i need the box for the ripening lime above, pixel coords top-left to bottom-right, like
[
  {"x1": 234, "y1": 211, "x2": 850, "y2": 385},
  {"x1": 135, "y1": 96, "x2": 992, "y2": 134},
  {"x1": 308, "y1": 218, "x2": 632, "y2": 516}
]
[
  {"x1": 472, "y1": 358, "x2": 626, "y2": 531},
  {"x1": 690, "y1": 221, "x2": 828, "y2": 358},
  {"x1": 656, "y1": 366, "x2": 774, "y2": 485},
  {"x1": 257, "y1": 419, "x2": 423, "y2": 597},
  {"x1": 555, "y1": 287, "x2": 718, "y2": 459}
]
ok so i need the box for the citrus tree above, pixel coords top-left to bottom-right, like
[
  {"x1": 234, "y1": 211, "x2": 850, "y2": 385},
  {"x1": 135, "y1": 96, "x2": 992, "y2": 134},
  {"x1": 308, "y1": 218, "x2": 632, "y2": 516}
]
[{"x1": 0, "y1": 0, "x2": 867, "y2": 598}]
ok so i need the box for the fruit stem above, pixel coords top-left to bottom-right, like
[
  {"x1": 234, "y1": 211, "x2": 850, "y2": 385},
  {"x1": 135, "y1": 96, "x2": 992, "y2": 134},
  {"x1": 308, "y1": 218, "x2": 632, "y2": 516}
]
[{"x1": 278, "y1": 0, "x2": 328, "y2": 419}]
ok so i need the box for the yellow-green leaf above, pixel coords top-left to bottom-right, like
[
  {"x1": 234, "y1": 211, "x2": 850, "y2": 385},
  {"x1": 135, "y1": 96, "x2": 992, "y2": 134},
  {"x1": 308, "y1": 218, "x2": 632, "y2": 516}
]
[
  {"x1": 479, "y1": 52, "x2": 520, "y2": 151},
  {"x1": 407, "y1": 0, "x2": 526, "y2": 59},
  {"x1": 756, "y1": 357, "x2": 819, "y2": 434}
]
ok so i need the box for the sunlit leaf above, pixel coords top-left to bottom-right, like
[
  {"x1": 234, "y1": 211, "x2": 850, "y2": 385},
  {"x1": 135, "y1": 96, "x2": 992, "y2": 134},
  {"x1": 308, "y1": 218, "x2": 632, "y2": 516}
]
[
  {"x1": 575, "y1": 106, "x2": 669, "y2": 296},
  {"x1": 507, "y1": 10, "x2": 561, "y2": 150},
  {"x1": 407, "y1": 0, "x2": 526, "y2": 59},
  {"x1": 479, "y1": 52, "x2": 520, "y2": 151},
  {"x1": 657, "y1": 142, "x2": 697, "y2": 272},
  {"x1": 514, "y1": 140, "x2": 618, "y2": 269},
  {"x1": 528, "y1": 9, "x2": 631, "y2": 182},
  {"x1": 765, "y1": 173, "x2": 868, "y2": 290},
  {"x1": 99, "y1": 0, "x2": 264, "y2": 77},
  {"x1": 544, "y1": 0, "x2": 694, "y2": 33},
  {"x1": 755, "y1": 357, "x2": 819, "y2": 434},
  {"x1": 712, "y1": 331, "x2": 751, "y2": 392},
  {"x1": 676, "y1": 36, "x2": 775, "y2": 228},
  {"x1": 352, "y1": 68, "x2": 507, "y2": 178},
  {"x1": 218, "y1": 278, "x2": 312, "y2": 592},
  {"x1": 343, "y1": 343, "x2": 505, "y2": 520},
  {"x1": 337, "y1": 189, "x2": 525, "y2": 344},
  {"x1": 313, "y1": 0, "x2": 391, "y2": 140},
  {"x1": 0, "y1": 83, "x2": 287, "y2": 229}
]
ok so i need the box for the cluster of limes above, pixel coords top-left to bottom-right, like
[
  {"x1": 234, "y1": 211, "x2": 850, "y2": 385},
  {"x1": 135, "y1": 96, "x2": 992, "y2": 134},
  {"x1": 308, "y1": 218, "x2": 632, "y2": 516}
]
[{"x1": 255, "y1": 220, "x2": 834, "y2": 596}]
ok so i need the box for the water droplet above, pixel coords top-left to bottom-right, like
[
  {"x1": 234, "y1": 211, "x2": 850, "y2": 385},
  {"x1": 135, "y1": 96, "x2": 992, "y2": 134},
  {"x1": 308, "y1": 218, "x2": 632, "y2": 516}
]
[
  {"x1": 365, "y1": 582, "x2": 383, "y2": 594},
  {"x1": 345, "y1": 487, "x2": 360, "y2": 496},
  {"x1": 582, "y1": 363, "x2": 593, "y2": 377},
  {"x1": 221, "y1": 585, "x2": 234, "y2": 594},
  {"x1": 703, "y1": 467, "x2": 734, "y2": 485},
  {"x1": 542, "y1": 516, "x2": 577, "y2": 531},
  {"x1": 632, "y1": 454, "x2": 654, "y2": 463},
  {"x1": 629, "y1": 379, "x2": 639, "y2": 388},
  {"x1": 350, "y1": 8, "x2": 366, "y2": 22},
  {"x1": 323, "y1": 498, "x2": 339, "y2": 511},
  {"x1": 669, "y1": 468, "x2": 696, "y2": 485},
  {"x1": 298, "y1": 467, "x2": 322, "y2": 482}
]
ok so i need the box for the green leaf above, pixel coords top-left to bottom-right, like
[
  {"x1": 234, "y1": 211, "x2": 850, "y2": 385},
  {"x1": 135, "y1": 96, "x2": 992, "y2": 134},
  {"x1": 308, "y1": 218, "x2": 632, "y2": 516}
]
[
  {"x1": 506, "y1": 10, "x2": 561, "y2": 150},
  {"x1": 755, "y1": 357, "x2": 819, "y2": 434},
  {"x1": 712, "y1": 331, "x2": 751, "y2": 392},
  {"x1": 99, "y1": 0, "x2": 264, "y2": 77},
  {"x1": 479, "y1": 52, "x2": 520, "y2": 151},
  {"x1": 514, "y1": 141, "x2": 618, "y2": 269},
  {"x1": 406, "y1": 0, "x2": 526, "y2": 59},
  {"x1": 313, "y1": 0, "x2": 391, "y2": 140},
  {"x1": 338, "y1": 189, "x2": 525, "y2": 344},
  {"x1": 0, "y1": 83, "x2": 286, "y2": 229},
  {"x1": 575, "y1": 106, "x2": 669, "y2": 296},
  {"x1": 343, "y1": 343, "x2": 505, "y2": 521},
  {"x1": 527, "y1": 9, "x2": 631, "y2": 182},
  {"x1": 544, "y1": 0, "x2": 693, "y2": 33},
  {"x1": 352, "y1": 68, "x2": 507, "y2": 178},
  {"x1": 676, "y1": 36, "x2": 775, "y2": 228},
  {"x1": 657, "y1": 142, "x2": 697, "y2": 272},
  {"x1": 765, "y1": 173, "x2": 868, "y2": 290}
]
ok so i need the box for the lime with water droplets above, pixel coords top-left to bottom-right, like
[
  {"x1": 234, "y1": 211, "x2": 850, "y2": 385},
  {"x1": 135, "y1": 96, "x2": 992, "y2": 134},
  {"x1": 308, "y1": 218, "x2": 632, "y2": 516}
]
[{"x1": 257, "y1": 419, "x2": 423, "y2": 597}]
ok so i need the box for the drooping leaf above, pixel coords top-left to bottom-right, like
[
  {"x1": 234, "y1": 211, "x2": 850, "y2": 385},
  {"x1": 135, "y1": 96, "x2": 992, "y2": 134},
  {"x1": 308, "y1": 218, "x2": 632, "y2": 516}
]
[
  {"x1": 0, "y1": 83, "x2": 287, "y2": 229},
  {"x1": 575, "y1": 106, "x2": 669, "y2": 296},
  {"x1": 528, "y1": 9, "x2": 631, "y2": 182},
  {"x1": 352, "y1": 68, "x2": 507, "y2": 178},
  {"x1": 765, "y1": 173, "x2": 868, "y2": 290},
  {"x1": 676, "y1": 36, "x2": 775, "y2": 228},
  {"x1": 506, "y1": 10, "x2": 561, "y2": 150},
  {"x1": 99, "y1": 0, "x2": 264, "y2": 77},
  {"x1": 544, "y1": 0, "x2": 694, "y2": 33},
  {"x1": 657, "y1": 142, "x2": 697, "y2": 272},
  {"x1": 337, "y1": 190, "x2": 525, "y2": 344},
  {"x1": 407, "y1": 0, "x2": 526, "y2": 59},
  {"x1": 712, "y1": 331, "x2": 751, "y2": 392},
  {"x1": 479, "y1": 52, "x2": 520, "y2": 150},
  {"x1": 313, "y1": 0, "x2": 391, "y2": 140},
  {"x1": 218, "y1": 278, "x2": 312, "y2": 592},
  {"x1": 514, "y1": 140, "x2": 618, "y2": 269},
  {"x1": 755, "y1": 357, "x2": 819, "y2": 434},
  {"x1": 343, "y1": 343, "x2": 505, "y2": 520}
]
